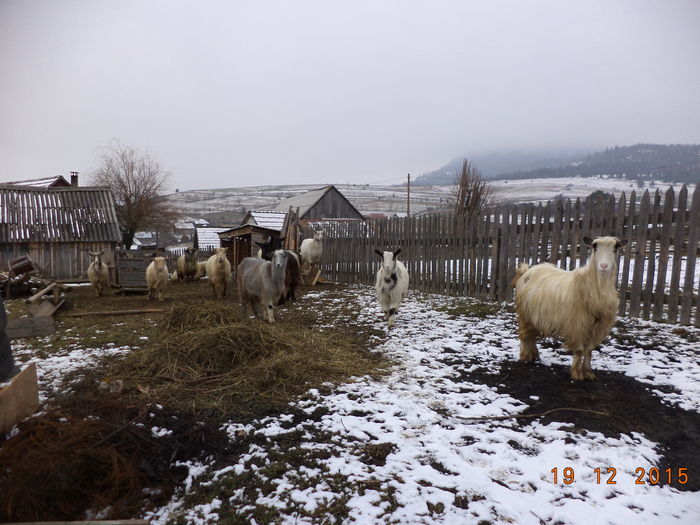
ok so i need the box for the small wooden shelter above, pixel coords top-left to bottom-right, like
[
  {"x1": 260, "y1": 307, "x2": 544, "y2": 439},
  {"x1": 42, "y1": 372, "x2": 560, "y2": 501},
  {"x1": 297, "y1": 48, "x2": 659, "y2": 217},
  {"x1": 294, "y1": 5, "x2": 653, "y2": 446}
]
[
  {"x1": 218, "y1": 224, "x2": 281, "y2": 272},
  {"x1": 0, "y1": 184, "x2": 121, "y2": 280}
]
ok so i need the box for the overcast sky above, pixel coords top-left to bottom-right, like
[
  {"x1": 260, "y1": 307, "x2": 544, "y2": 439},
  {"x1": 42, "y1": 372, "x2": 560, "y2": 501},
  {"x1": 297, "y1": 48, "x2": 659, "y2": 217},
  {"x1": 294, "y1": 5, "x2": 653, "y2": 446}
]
[{"x1": 1, "y1": 0, "x2": 698, "y2": 191}]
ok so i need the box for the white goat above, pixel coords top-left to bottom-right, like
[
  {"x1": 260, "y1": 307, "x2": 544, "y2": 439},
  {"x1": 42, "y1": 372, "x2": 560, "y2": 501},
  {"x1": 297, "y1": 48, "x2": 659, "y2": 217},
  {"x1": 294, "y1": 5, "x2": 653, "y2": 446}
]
[
  {"x1": 238, "y1": 250, "x2": 288, "y2": 323},
  {"x1": 146, "y1": 256, "x2": 169, "y2": 302},
  {"x1": 205, "y1": 247, "x2": 231, "y2": 299},
  {"x1": 300, "y1": 230, "x2": 323, "y2": 270},
  {"x1": 374, "y1": 249, "x2": 409, "y2": 328},
  {"x1": 87, "y1": 251, "x2": 109, "y2": 297},
  {"x1": 194, "y1": 261, "x2": 207, "y2": 279},
  {"x1": 512, "y1": 236, "x2": 627, "y2": 381}
]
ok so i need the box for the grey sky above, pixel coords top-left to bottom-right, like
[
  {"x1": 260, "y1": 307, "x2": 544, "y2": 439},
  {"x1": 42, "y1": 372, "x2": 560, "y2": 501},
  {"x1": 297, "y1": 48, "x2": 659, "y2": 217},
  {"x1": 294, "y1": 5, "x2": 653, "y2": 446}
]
[{"x1": 1, "y1": 0, "x2": 698, "y2": 191}]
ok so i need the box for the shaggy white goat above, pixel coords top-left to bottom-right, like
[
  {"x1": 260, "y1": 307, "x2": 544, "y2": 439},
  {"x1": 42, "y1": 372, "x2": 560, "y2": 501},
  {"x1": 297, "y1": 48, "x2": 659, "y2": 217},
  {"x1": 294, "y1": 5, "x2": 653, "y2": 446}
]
[
  {"x1": 194, "y1": 261, "x2": 207, "y2": 279},
  {"x1": 205, "y1": 247, "x2": 232, "y2": 299},
  {"x1": 300, "y1": 230, "x2": 323, "y2": 270},
  {"x1": 146, "y1": 256, "x2": 169, "y2": 302},
  {"x1": 238, "y1": 250, "x2": 288, "y2": 323},
  {"x1": 512, "y1": 236, "x2": 627, "y2": 381},
  {"x1": 87, "y1": 251, "x2": 109, "y2": 297},
  {"x1": 375, "y1": 249, "x2": 409, "y2": 328}
]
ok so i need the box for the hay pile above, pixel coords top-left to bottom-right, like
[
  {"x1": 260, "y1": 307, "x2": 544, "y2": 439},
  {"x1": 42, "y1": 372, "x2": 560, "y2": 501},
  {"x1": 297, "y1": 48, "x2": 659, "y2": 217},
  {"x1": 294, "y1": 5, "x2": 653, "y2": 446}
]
[
  {"x1": 113, "y1": 302, "x2": 388, "y2": 414},
  {"x1": 0, "y1": 412, "x2": 171, "y2": 521}
]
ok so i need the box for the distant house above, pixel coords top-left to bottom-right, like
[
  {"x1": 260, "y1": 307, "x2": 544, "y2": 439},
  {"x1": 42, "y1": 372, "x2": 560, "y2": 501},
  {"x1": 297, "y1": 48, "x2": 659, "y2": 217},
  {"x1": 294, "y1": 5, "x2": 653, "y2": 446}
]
[
  {"x1": 2, "y1": 173, "x2": 79, "y2": 189},
  {"x1": 0, "y1": 182, "x2": 121, "y2": 279},
  {"x1": 367, "y1": 213, "x2": 388, "y2": 220},
  {"x1": 261, "y1": 185, "x2": 364, "y2": 223},
  {"x1": 194, "y1": 226, "x2": 231, "y2": 251}
]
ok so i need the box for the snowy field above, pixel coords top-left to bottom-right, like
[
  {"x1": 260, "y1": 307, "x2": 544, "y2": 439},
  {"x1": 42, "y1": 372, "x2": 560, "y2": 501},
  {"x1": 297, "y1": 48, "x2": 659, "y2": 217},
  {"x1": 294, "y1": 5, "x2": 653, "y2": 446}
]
[
  {"x1": 166, "y1": 178, "x2": 695, "y2": 218},
  {"x1": 133, "y1": 286, "x2": 696, "y2": 524},
  {"x1": 5, "y1": 283, "x2": 699, "y2": 524}
]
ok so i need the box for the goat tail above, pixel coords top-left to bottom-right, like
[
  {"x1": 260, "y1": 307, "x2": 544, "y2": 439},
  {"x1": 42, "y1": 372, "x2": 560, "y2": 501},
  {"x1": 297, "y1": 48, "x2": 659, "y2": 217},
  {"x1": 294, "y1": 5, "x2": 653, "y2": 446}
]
[{"x1": 511, "y1": 262, "x2": 530, "y2": 287}]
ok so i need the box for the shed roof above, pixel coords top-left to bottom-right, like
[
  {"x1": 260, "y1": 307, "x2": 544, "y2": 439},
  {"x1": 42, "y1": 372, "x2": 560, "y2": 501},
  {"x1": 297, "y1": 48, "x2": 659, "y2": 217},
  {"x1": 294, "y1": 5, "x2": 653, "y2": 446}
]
[
  {"x1": 1, "y1": 175, "x2": 71, "y2": 188},
  {"x1": 260, "y1": 186, "x2": 331, "y2": 218},
  {"x1": 0, "y1": 184, "x2": 121, "y2": 243},
  {"x1": 195, "y1": 227, "x2": 230, "y2": 250},
  {"x1": 243, "y1": 210, "x2": 287, "y2": 231}
]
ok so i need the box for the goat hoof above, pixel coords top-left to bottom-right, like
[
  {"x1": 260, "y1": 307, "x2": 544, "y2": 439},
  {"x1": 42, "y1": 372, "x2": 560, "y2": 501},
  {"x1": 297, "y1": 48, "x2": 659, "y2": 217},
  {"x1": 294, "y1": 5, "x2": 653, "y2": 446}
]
[{"x1": 584, "y1": 370, "x2": 597, "y2": 381}]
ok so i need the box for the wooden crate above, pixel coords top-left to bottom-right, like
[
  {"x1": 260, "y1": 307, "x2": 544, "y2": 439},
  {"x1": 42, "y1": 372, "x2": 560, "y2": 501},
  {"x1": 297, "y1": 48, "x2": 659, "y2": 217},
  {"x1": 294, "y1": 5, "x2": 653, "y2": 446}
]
[
  {"x1": 114, "y1": 250, "x2": 167, "y2": 291},
  {"x1": 0, "y1": 362, "x2": 39, "y2": 434}
]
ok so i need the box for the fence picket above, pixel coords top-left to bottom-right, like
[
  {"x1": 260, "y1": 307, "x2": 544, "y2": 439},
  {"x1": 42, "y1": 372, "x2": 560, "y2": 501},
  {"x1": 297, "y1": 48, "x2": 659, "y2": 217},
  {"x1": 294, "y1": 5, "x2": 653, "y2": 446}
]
[
  {"x1": 642, "y1": 191, "x2": 661, "y2": 319},
  {"x1": 629, "y1": 190, "x2": 651, "y2": 318},
  {"x1": 653, "y1": 187, "x2": 675, "y2": 322},
  {"x1": 681, "y1": 185, "x2": 700, "y2": 325},
  {"x1": 668, "y1": 186, "x2": 688, "y2": 323}
]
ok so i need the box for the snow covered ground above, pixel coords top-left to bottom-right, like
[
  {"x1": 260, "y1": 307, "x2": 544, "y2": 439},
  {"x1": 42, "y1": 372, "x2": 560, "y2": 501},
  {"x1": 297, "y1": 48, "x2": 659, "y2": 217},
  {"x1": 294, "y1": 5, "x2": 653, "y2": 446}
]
[{"x1": 138, "y1": 286, "x2": 700, "y2": 524}]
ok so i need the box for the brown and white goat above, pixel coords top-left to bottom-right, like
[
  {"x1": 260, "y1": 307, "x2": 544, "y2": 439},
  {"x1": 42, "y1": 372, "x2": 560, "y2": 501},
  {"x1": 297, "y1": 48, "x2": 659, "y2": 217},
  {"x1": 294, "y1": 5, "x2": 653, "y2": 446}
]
[{"x1": 512, "y1": 236, "x2": 627, "y2": 381}]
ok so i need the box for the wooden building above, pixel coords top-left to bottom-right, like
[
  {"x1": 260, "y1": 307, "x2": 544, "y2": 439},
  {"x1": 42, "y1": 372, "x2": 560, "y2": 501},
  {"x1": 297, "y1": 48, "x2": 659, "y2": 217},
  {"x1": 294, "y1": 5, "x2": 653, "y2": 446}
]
[
  {"x1": 261, "y1": 185, "x2": 364, "y2": 223},
  {"x1": 218, "y1": 224, "x2": 280, "y2": 273},
  {"x1": 0, "y1": 184, "x2": 121, "y2": 280}
]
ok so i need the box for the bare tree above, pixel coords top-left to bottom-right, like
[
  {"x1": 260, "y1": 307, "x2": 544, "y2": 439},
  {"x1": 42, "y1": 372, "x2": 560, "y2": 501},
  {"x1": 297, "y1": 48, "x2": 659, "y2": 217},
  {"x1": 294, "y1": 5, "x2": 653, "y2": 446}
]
[
  {"x1": 91, "y1": 141, "x2": 178, "y2": 247},
  {"x1": 452, "y1": 158, "x2": 492, "y2": 221}
]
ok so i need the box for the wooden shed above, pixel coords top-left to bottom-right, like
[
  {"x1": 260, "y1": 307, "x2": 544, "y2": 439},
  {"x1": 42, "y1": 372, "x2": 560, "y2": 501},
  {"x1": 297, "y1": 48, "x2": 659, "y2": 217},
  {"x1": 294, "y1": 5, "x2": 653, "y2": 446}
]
[
  {"x1": 260, "y1": 185, "x2": 364, "y2": 223},
  {"x1": 218, "y1": 224, "x2": 281, "y2": 273},
  {"x1": 0, "y1": 184, "x2": 121, "y2": 280}
]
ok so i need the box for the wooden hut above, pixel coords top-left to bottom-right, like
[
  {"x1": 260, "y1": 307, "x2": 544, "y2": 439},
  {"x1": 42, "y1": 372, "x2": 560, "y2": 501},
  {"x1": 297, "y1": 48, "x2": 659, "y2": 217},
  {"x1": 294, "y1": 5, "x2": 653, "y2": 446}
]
[
  {"x1": 218, "y1": 224, "x2": 280, "y2": 273},
  {"x1": 260, "y1": 185, "x2": 364, "y2": 224},
  {"x1": 0, "y1": 184, "x2": 121, "y2": 280}
]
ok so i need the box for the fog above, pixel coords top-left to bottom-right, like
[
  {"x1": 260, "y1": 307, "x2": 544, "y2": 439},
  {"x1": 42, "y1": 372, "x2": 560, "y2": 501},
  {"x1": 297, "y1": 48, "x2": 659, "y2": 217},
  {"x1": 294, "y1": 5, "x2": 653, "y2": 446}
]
[{"x1": 1, "y1": 0, "x2": 698, "y2": 190}]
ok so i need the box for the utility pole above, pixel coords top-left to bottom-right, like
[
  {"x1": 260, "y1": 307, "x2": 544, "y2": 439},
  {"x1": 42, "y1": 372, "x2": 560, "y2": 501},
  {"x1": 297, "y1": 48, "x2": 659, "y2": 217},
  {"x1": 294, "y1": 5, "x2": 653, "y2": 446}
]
[{"x1": 407, "y1": 173, "x2": 411, "y2": 216}]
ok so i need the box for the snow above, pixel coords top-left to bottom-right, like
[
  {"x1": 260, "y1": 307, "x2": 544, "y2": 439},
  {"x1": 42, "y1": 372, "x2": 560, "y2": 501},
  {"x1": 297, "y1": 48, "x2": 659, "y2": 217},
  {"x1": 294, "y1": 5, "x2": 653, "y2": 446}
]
[
  {"x1": 5, "y1": 284, "x2": 698, "y2": 523},
  {"x1": 145, "y1": 287, "x2": 699, "y2": 524}
]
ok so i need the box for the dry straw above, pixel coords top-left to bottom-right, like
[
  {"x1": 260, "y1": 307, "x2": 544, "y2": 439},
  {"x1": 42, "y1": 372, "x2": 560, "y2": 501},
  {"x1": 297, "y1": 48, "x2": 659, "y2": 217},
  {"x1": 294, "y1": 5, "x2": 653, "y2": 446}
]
[{"x1": 112, "y1": 301, "x2": 389, "y2": 414}]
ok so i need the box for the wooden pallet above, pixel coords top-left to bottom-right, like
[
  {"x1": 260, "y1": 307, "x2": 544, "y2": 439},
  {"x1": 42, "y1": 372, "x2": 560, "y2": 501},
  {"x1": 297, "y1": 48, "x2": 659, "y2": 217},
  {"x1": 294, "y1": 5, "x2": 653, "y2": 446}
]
[{"x1": 0, "y1": 362, "x2": 39, "y2": 434}]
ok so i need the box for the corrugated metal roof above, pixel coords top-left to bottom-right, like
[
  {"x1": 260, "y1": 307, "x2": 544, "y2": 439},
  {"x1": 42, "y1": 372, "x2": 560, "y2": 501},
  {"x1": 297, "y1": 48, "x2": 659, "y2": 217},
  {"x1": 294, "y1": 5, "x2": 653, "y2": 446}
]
[
  {"x1": 195, "y1": 227, "x2": 230, "y2": 249},
  {"x1": 261, "y1": 186, "x2": 331, "y2": 217},
  {"x1": 0, "y1": 184, "x2": 121, "y2": 243},
  {"x1": 246, "y1": 210, "x2": 287, "y2": 231}
]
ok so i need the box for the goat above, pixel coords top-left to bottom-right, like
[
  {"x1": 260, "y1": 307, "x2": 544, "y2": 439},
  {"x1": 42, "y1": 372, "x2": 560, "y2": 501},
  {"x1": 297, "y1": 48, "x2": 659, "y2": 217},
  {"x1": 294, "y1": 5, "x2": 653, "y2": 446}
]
[
  {"x1": 146, "y1": 256, "x2": 169, "y2": 302},
  {"x1": 205, "y1": 247, "x2": 231, "y2": 299},
  {"x1": 255, "y1": 236, "x2": 284, "y2": 260},
  {"x1": 194, "y1": 261, "x2": 207, "y2": 279},
  {"x1": 300, "y1": 230, "x2": 323, "y2": 270},
  {"x1": 374, "y1": 249, "x2": 409, "y2": 328},
  {"x1": 238, "y1": 250, "x2": 288, "y2": 322},
  {"x1": 278, "y1": 250, "x2": 302, "y2": 304},
  {"x1": 176, "y1": 247, "x2": 198, "y2": 280},
  {"x1": 512, "y1": 236, "x2": 627, "y2": 381},
  {"x1": 87, "y1": 251, "x2": 109, "y2": 297}
]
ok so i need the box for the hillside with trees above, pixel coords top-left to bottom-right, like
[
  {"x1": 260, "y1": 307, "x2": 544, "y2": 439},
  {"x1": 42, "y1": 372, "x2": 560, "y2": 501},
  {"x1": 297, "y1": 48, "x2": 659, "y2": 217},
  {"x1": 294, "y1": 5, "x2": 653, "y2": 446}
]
[
  {"x1": 497, "y1": 144, "x2": 700, "y2": 184},
  {"x1": 416, "y1": 144, "x2": 700, "y2": 186}
]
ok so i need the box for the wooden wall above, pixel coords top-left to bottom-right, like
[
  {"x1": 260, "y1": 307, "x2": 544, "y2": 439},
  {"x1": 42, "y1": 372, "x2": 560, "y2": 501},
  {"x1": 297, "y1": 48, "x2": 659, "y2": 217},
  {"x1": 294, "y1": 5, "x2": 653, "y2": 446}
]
[{"x1": 0, "y1": 242, "x2": 117, "y2": 281}]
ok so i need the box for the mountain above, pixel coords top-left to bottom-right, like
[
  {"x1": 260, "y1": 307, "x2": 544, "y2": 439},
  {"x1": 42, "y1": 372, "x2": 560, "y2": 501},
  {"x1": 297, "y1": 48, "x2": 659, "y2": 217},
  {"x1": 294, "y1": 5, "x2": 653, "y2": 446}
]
[
  {"x1": 416, "y1": 144, "x2": 700, "y2": 186},
  {"x1": 414, "y1": 149, "x2": 589, "y2": 185},
  {"x1": 497, "y1": 144, "x2": 700, "y2": 184}
]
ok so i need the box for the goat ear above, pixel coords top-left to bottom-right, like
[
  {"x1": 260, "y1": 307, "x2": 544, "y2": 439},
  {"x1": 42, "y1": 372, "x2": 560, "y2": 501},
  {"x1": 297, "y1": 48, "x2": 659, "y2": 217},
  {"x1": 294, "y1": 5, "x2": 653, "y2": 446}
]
[
  {"x1": 583, "y1": 236, "x2": 592, "y2": 246},
  {"x1": 616, "y1": 239, "x2": 628, "y2": 248},
  {"x1": 375, "y1": 249, "x2": 384, "y2": 257},
  {"x1": 393, "y1": 248, "x2": 401, "y2": 258}
]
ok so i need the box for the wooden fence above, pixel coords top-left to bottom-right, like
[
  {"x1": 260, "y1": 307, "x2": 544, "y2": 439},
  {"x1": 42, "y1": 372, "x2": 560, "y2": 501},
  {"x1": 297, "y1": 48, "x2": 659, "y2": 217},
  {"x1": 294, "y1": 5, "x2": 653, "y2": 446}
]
[{"x1": 310, "y1": 185, "x2": 700, "y2": 327}]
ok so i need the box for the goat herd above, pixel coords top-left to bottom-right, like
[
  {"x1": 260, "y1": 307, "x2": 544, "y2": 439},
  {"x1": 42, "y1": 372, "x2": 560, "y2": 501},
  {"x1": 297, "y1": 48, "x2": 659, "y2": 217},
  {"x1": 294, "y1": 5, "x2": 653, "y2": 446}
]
[{"x1": 88, "y1": 234, "x2": 628, "y2": 381}]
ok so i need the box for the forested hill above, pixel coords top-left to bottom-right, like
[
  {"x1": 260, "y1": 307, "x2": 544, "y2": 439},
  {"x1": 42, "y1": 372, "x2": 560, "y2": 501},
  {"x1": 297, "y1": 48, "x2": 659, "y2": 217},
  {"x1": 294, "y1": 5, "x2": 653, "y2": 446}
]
[
  {"x1": 496, "y1": 144, "x2": 700, "y2": 184},
  {"x1": 415, "y1": 144, "x2": 700, "y2": 185}
]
